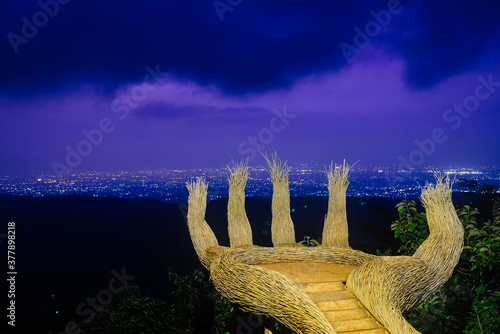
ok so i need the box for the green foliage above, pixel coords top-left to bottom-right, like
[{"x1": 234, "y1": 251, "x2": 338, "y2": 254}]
[
  {"x1": 391, "y1": 197, "x2": 500, "y2": 333},
  {"x1": 391, "y1": 200, "x2": 429, "y2": 254},
  {"x1": 79, "y1": 270, "x2": 235, "y2": 334},
  {"x1": 464, "y1": 288, "x2": 500, "y2": 334},
  {"x1": 79, "y1": 285, "x2": 172, "y2": 334},
  {"x1": 299, "y1": 235, "x2": 320, "y2": 247},
  {"x1": 460, "y1": 206, "x2": 500, "y2": 282},
  {"x1": 404, "y1": 275, "x2": 468, "y2": 333},
  {"x1": 263, "y1": 317, "x2": 295, "y2": 334},
  {"x1": 166, "y1": 269, "x2": 234, "y2": 334},
  {"x1": 375, "y1": 248, "x2": 393, "y2": 256},
  {"x1": 460, "y1": 206, "x2": 500, "y2": 334}
]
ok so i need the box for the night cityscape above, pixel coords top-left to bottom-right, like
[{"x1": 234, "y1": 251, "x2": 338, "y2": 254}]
[{"x1": 1, "y1": 164, "x2": 499, "y2": 203}]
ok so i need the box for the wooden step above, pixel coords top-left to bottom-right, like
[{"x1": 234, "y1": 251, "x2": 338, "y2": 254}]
[
  {"x1": 331, "y1": 318, "x2": 383, "y2": 332},
  {"x1": 307, "y1": 290, "x2": 354, "y2": 302},
  {"x1": 255, "y1": 262, "x2": 389, "y2": 333},
  {"x1": 323, "y1": 308, "x2": 371, "y2": 322},
  {"x1": 317, "y1": 299, "x2": 361, "y2": 312}
]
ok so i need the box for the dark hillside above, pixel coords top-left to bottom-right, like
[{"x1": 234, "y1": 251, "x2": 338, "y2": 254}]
[{"x1": 0, "y1": 194, "x2": 399, "y2": 333}]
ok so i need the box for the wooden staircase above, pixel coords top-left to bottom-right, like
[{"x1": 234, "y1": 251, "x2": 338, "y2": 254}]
[{"x1": 259, "y1": 262, "x2": 389, "y2": 334}]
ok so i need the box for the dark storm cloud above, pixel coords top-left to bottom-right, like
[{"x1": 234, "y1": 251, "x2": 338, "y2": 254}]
[
  {"x1": 1, "y1": 0, "x2": 499, "y2": 98},
  {"x1": 385, "y1": 1, "x2": 500, "y2": 88}
]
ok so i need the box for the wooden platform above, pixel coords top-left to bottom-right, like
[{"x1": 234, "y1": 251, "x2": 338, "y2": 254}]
[{"x1": 259, "y1": 262, "x2": 389, "y2": 334}]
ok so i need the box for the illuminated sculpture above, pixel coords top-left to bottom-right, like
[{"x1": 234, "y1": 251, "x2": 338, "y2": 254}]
[{"x1": 186, "y1": 155, "x2": 464, "y2": 334}]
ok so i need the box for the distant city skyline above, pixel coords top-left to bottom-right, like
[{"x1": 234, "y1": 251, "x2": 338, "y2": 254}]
[
  {"x1": 1, "y1": 1, "x2": 499, "y2": 175},
  {"x1": 1, "y1": 159, "x2": 498, "y2": 176},
  {"x1": 2, "y1": 164, "x2": 498, "y2": 203}
]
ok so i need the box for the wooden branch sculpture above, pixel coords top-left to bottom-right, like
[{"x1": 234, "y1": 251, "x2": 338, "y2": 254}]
[{"x1": 185, "y1": 155, "x2": 464, "y2": 334}]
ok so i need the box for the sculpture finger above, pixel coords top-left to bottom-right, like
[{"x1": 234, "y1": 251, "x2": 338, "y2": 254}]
[
  {"x1": 228, "y1": 161, "x2": 254, "y2": 247},
  {"x1": 186, "y1": 178, "x2": 219, "y2": 268},
  {"x1": 264, "y1": 153, "x2": 298, "y2": 247},
  {"x1": 322, "y1": 161, "x2": 351, "y2": 248}
]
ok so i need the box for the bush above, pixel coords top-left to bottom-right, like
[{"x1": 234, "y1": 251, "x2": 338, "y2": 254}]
[
  {"x1": 391, "y1": 200, "x2": 428, "y2": 255},
  {"x1": 391, "y1": 197, "x2": 500, "y2": 333},
  {"x1": 79, "y1": 270, "x2": 235, "y2": 334},
  {"x1": 79, "y1": 285, "x2": 171, "y2": 334}
]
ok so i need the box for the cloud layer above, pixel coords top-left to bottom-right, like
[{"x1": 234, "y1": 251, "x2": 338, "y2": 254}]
[
  {"x1": 2, "y1": 0, "x2": 499, "y2": 97},
  {"x1": 0, "y1": 0, "x2": 499, "y2": 174}
]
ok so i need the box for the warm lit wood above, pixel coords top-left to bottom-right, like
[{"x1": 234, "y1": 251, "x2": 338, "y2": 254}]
[{"x1": 259, "y1": 261, "x2": 389, "y2": 334}]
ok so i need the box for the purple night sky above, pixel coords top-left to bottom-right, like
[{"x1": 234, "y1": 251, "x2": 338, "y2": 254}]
[{"x1": 1, "y1": 0, "x2": 499, "y2": 176}]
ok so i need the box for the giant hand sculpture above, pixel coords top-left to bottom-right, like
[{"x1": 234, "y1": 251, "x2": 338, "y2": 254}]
[{"x1": 186, "y1": 155, "x2": 464, "y2": 334}]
